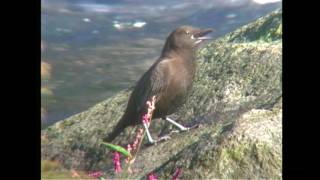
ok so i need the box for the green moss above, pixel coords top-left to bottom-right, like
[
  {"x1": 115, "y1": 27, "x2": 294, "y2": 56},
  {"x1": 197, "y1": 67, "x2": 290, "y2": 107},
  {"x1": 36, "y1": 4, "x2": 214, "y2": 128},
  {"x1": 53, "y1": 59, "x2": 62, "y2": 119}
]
[
  {"x1": 227, "y1": 145, "x2": 245, "y2": 161},
  {"x1": 224, "y1": 9, "x2": 282, "y2": 43},
  {"x1": 60, "y1": 120, "x2": 75, "y2": 129},
  {"x1": 210, "y1": 139, "x2": 280, "y2": 179},
  {"x1": 45, "y1": 127, "x2": 60, "y2": 139}
]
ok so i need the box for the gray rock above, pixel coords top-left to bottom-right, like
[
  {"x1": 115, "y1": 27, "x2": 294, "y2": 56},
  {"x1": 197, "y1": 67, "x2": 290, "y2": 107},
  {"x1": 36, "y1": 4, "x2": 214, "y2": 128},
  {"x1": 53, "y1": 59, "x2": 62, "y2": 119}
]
[{"x1": 41, "y1": 9, "x2": 282, "y2": 179}]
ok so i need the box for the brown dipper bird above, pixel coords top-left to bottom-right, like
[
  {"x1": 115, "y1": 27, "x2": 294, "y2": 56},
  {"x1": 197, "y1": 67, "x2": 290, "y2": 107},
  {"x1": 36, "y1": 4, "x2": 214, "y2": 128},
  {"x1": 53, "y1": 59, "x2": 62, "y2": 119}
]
[{"x1": 104, "y1": 26, "x2": 213, "y2": 143}]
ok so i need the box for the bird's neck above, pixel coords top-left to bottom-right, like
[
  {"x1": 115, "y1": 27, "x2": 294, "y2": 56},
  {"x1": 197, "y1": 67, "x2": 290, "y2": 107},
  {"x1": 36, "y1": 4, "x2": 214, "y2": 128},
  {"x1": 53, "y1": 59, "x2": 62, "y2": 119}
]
[
  {"x1": 161, "y1": 47, "x2": 197, "y2": 77},
  {"x1": 162, "y1": 47, "x2": 196, "y2": 63}
]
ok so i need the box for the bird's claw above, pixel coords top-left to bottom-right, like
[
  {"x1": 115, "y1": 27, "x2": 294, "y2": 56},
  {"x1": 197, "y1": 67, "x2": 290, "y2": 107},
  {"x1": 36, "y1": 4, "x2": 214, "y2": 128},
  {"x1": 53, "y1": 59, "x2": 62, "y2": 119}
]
[
  {"x1": 146, "y1": 135, "x2": 171, "y2": 146},
  {"x1": 190, "y1": 124, "x2": 201, "y2": 129},
  {"x1": 156, "y1": 135, "x2": 171, "y2": 142},
  {"x1": 168, "y1": 127, "x2": 188, "y2": 135},
  {"x1": 178, "y1": 124, "x2": 200, "y2": 132},
  {"x1": 170, "y1": 130, "x2": 180, "y2": 134},
  {"x1": 147, "y1": 124, "x2": 202, "y2": 145},
  {"x1": 180, "y1": 127, "x2": 189, "y2": 131}
]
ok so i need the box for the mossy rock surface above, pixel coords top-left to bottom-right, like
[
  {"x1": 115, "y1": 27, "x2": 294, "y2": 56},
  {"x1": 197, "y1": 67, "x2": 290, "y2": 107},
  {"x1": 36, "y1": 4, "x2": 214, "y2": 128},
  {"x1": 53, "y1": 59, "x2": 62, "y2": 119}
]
[{"x1": 41, "y1": 9, "x2": 282, "y2": 179}]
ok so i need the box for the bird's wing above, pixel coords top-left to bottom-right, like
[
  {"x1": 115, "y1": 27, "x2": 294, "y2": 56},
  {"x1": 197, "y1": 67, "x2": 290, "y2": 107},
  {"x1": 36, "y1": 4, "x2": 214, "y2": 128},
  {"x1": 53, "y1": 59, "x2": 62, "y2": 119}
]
[{"x1": 133, "y1": 58, "x2": 171, "y2": 112}]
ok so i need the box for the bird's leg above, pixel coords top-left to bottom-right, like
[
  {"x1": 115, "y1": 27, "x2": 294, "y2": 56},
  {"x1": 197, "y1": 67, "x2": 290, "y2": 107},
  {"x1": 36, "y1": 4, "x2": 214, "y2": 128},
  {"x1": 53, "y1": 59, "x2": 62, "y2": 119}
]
[
  {"x1": 164, "y1": 117, "x2": 200, "y2": 134},
  {"x1": 144, "y1": 123, "x2": 171, "y2": 144},
  {"x1": 143, "y1": 123, "x2": 155, "y2": 144},
  {"x1": 165, "y1": 117, "x2": 189, "y2": 131}
]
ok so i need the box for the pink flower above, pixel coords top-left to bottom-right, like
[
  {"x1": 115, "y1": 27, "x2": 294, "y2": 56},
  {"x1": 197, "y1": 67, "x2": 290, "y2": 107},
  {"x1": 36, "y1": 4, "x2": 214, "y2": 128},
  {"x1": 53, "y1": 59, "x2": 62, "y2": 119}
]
[
  {"x1": 112, "y1": 151, "x2": 122, "y2": 173},
  {"x1": 125, "y1": 96, "x2": 157, "y2": 166},
  {"x1": 126, "y1": 128, "x2": 144, "y2": 164},
  {"x1": 88, "y1": 171, "x2": 103, "y2": 179},
  {"x1": 142, "y1": 96, "x2": 156, "y2": 126},
  {"x1": 132, "y1": 128, "x2": 144, "y2": 150},
  {"x1": 142, "y1": 114, "x2": 150, "y2": 125},
  {"x1": 172, "y1": 168, "x2": 182, "y2": 180},
  {"x1": 148, "y1": 173, "x2": 158, "y2": 180}
]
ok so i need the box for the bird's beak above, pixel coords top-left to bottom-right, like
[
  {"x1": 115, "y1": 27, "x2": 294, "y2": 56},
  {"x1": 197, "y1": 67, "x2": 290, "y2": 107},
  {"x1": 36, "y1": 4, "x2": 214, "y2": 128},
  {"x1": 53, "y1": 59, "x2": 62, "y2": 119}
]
[
  {"x1": 194, "y1": 28, "x2": 213, "y2": 39},
  {"x1": 192, "y1": 28, "x2": 214, "y2": 44}
]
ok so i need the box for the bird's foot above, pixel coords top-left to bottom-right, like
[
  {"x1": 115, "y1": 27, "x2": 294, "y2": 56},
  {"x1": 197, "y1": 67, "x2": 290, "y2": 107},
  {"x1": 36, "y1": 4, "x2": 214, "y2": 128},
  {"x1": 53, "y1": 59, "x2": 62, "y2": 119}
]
[
  {"x1": 189, "y1": 123, "x2": 202, "y2": 129},
  {"x1": 169, "y1": 123, "x2": 201, "y2": 134},
  {"x1": 179, "y1": 126, "x2": 189, "y2": 131},
  {"x1": 169, "y1": 130, "x2": 180, "y2": 134},
  {"x1": 156, "y1": 135, "x2": 171, "y2": 142},
  {"x1": 146, "y1": 135, "x2": 171, "y2": 146}
]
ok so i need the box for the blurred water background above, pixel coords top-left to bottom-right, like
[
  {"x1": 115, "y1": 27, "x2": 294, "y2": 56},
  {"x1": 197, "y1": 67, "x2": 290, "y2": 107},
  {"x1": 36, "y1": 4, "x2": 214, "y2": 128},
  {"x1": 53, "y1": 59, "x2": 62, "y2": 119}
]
[{"x1": 41, "y1": 0, "x2": 281, "y2": 128}]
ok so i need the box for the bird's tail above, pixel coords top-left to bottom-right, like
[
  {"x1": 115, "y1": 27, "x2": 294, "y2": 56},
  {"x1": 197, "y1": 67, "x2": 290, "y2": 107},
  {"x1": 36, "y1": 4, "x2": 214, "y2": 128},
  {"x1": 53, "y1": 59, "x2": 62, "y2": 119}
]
[{"x1": 103, "y1": 116, "x2": 129, "y2": 143}]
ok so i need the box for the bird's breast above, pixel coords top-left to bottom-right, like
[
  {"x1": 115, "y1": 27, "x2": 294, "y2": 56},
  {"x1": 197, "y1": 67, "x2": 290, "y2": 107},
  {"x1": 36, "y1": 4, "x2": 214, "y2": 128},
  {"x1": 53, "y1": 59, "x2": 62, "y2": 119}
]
[{"x1": 154, "y1": 60, "x2": 195, "y2": 117}]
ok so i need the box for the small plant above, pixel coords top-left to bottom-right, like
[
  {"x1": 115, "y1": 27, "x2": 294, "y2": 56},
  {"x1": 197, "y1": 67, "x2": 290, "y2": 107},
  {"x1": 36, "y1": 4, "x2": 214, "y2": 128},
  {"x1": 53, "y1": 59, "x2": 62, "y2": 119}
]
[
  {"x1": 101, "y1": 96, "x2": 182, "y2": 179},
  {"x1": 112, "y1": 151, "x2": 122, "y2": 173},
  {"x1": 146, "y1": 167, "x2": 182, "y2": 180},
  {"x1": 102, "y1": 96, "x2": 156, "y2": 174},
  {"x1": 148, "y1": 172, "x2": 158, "y2": 180},
  {"x1": 172, "y1": 168, "x2": 182, "y2": 180},
  {"x1": 88, "y1": 171, "x2": 105, "y2": 180}
]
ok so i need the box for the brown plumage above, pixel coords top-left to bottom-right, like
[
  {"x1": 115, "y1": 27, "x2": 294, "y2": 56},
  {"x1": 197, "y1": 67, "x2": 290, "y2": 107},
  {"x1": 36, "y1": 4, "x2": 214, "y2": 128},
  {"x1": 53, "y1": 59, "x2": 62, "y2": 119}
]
[{"x1": 104, "y1": 26, "x2": 212, "y2": 142}]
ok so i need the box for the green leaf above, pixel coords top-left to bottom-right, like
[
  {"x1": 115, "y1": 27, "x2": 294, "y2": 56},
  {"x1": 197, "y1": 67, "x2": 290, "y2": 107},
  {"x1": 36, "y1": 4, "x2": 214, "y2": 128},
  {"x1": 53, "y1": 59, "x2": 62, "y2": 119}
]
[
  {"x1": 101, "y1": 142, "x2": 130, "y2": 157},
  {"x1": 99, "y1": 177, "x2": 106, "y2": 180}
]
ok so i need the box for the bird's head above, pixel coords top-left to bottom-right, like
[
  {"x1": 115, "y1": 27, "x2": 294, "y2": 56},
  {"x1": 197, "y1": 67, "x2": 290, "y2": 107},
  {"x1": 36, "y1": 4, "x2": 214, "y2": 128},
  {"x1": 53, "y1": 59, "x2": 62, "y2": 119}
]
[{"x1": 164, "y1": 25, "x2": 213, "y2": 51}]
